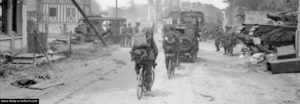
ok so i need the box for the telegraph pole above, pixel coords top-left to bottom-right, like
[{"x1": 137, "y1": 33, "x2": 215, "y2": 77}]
[
  {"x1": 156, "y1": 0, "x2": 159, "y2": 21},
  {"x1": 297, "y1": 0, "x2": 300, "y2": 57},
  {"x1": 116, "y1": 0, "x2": 118, "y2": 17}
]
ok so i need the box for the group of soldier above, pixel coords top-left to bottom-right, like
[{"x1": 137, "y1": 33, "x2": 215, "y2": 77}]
[
  {"x1": 214, "y1": 26, "x2": 238, "y2": 56},
  {"x1": 120, "y1": 22, "x2": 140, "y2": 47}
]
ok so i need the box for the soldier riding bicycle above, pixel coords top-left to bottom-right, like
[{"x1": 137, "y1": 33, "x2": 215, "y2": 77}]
[{"x1": 130, "y1": 27, "x2": 158, "y2": 93}]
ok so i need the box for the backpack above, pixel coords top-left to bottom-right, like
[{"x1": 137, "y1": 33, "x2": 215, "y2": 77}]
[
  {"x1": 133, "y1": 34, "x2": 150, "y2": 47},
  {"x1": 131, "y1": 47, "x2": 148, "y2": 62}
]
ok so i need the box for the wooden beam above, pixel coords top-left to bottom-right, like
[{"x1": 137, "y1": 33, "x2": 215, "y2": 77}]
[
  {"x1": 70, "y1": 0, "x2": 107, "y2": 46},
  {"x1": 296, "y1": 0, "x2": 300, "y2": 57}
]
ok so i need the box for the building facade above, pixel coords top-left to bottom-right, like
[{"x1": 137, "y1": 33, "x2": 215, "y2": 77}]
[
  {"x1": 0, "y1": 0, "x2": 27, "y2": 52},
  {"x1": 27, "y1": 0, "x2": 91, "y2": 35}
]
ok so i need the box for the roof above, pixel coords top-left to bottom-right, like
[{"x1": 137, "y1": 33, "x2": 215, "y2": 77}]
[
  {"x1": 165, "y1": 11, "x2": 204, "y2": 19},
  {"x1": 181, "y1": 11, "x2": 204, "y2": 15},
  {"x1": 82, "y1": 16, "x2": 126, "y2": 21},
  {"x1": 166, "y1": 11, "x2": 181, "y2": 18}
]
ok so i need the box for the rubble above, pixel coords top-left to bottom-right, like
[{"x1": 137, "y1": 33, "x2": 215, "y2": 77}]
[
  {"x1": 249, "y1": 53, "x2": 265, "y2": 64},
  {"x1": 237, "y1": 11, "x2": 297, "y2": 59},
  {"x1": 0, "y1": 64, "x2": 18, "y2": 78},
  {"x1": 11, "y1": 78, "x2": 37, "y2": 88}
]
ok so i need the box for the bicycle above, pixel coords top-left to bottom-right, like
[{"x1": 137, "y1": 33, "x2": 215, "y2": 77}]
[
  {"x1": 131, "y1": 48, "x2": 155, "y2": 100},
  {"x1": 136, "y1": 63, "x2": 155, "y2": 100}
]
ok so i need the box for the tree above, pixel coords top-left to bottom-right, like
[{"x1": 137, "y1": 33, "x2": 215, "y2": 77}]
[
  {"x1": 91, "y1": 0, "x2": 102, "y2": 15},
  {"x1": 224, "y1": 0, "x2": 298, "y2": 11},
  {"x1": 260, "y1": 0, "x2": 298, "y2": 11}
]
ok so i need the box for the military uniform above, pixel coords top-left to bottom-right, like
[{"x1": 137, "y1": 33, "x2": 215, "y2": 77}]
[
  {"x1": 134, "y1": 25, "x2": 140, "y2": 35},
  {"x1": 215, "y1": 29, "x2": 222, "y2": 51},
  {"x1": 163, "y1": 31, "x2": 179, "y2": 72},
  {"x1": 221, "y1": 31, "x2": 237, "y2": 55},
  {"x1": 131, "y1": 28, "x2": 158, "y2": 91},
  {"x1": 126, "y1": 25, "x2": 134, "y2": 47},
  {"x1": 120, "y1": 25, "x2": 127, "y2": 47}
]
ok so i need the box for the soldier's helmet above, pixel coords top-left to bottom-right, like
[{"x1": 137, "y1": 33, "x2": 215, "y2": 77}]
[
  {"x1": 165, "y1": 33, "x2": 175, "y2": 44},
  {"x1": 141, "y1": 27, "x2": 153, "y2": 42}
]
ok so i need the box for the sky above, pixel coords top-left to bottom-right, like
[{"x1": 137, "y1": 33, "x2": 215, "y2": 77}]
[{"x1": 95, "y1": 0, "x2": 228, "y2": 10}]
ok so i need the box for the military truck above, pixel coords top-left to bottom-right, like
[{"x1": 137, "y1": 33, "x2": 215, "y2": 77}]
[
  {"x1": 163, "y1": 11, "x2": 205, "y2": 62},
  {"x1": 74, "y1": 16, "x2": 126, "y2": 42}
]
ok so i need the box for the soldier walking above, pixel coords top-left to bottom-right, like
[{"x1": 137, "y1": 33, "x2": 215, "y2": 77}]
[
  {"x1": 126, "y1": 23, "x2": 134, "y2": 47},
  {"x1": 134, "y1": 22, "x2": 140, "y2": 35},
  {"x1": 120, "y1": 24, "x2": 127, "y2": 47},
  {"x1": 227, "y1": 31, "x2": 237, "y2": 55},
  {"x1": 221, "y1": 28, "x2": 237, "y2": 56},
  {"x1": 215, "y1": 27, "x2": 222, "y2": 52}
]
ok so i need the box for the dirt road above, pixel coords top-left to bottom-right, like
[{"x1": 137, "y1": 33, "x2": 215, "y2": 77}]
[
  {"x1": 40, "y1": 39, "x2": 300, "y2": 104},
  {"x1": 2, "y1": 39, "x2": 300, "y2": 104}
]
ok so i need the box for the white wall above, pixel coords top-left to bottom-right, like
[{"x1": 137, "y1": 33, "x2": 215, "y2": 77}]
[
  {"x1": 47, "y1": 23, "x2": 77, "y2": 37},
  {"x1": 23, "y1": 1, "x2": 28, "y2": 49}
]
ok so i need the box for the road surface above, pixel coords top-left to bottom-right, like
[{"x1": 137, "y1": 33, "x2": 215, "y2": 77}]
[
  {"x1": 43, "y1": 39, "x2": 300, "y2": 104},
  {"x1": 2, "y1": 37, "x2": 300, "y2": 104}
]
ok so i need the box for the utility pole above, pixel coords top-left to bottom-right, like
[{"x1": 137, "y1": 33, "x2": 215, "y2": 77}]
[
  {"x1": 232, "y1": 0, "x2": 236, "y2": 28},
  {"x1": 297, "y1": 0, "x2": 300, "y2": 57},
  {"x1": 131, "y1": 0, "x2": 136, "y2": 20},
  {"x1": 156, "y1": 0, "x2": 159, "y2": 21},
  {"x1": 116, "y1": 0, "x2": 118, "y2": 17},
  {"x1": 7, "y1": 0, "x2": 14, "y2": 51}
]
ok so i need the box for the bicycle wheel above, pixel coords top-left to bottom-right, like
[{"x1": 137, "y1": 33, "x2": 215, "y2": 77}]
[
  {"x1": 150, "y1": 69, "x2": 155, "y2": 88},
  {"x1": 137, "y1": 75, "x2": 143, "y2": 100},
  {"x1": 137, "y1": 85, "x2": 143, "y2": 100},
  {"x1": 168, "y1": 60, "x2": 172, "y2": 79},
  {"x1": 137, "y1": 68, "x2": 144, "y2": 100}
]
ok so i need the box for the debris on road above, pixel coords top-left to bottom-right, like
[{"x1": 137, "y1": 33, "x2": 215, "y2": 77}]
[
  {"x1": 0, "y1": 64, "x2": 18, "y2": 78},
  {"x1": 27, "y1": 81, "x2": 64, "y2": 90},
  {"x1": 113, "y1": 58, "x2": 127, "y2": 65},
  {"x1": 194, "y1": 91, "x2": 215, "y2": 102},
  {"x1": 11, "y1": 78, "x2": 37, "y2": 88},
  {"x1": 250, "y1": 53, "x2": 265, "y2": 64}
]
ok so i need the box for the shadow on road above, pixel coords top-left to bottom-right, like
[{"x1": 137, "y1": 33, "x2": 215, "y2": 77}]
[
  {"x1": 150, "y1": 90, "x2": 173, "y2": 97},
  {"x1": 171, "y1": 74, "x2": 189, "y2": 79}
]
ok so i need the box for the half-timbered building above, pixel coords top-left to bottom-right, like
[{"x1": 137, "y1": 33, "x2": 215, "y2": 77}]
[{"x1": 27, "y1": 0, "x2": 91, "y2": 35}]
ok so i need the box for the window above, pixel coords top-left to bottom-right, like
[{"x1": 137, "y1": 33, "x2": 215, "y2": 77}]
[
  {"x1": 66, "y1": 8, "x2": 76, "y2": 18},
  {"x1": 0, "y1": 0, "x2": 22, "y2": 34},
  {"x1": 49, "y1": 7, "x2": 57, "y2": 17},
  {"x1": 182, "y1": 16, "x2": 196, "y2": 25},
  {"x1": 0, "y1": 0, "x2": 4, "y2": 33}
]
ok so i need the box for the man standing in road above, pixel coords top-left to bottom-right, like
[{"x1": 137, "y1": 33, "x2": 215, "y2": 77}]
[
  {"x1": 134, "y1": 22, "x2": 140, "y2": 35},
  {"x1": 215, "y1": 27, "x2": 223, "y2": 52},
  {"x1": 127, "y1": 23, "x2": 134, "y2": 47},
  {"x1": 227, "y1": 30, "x2": 238, "y2": 56},
  {"x1": 120, "y1": 24, "x2": 127, "y2": 47}
]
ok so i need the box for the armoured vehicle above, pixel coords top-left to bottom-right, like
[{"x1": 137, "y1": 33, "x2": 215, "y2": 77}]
[{"x1": 163, "y1": 11, "x2": 205, "y2": 62}]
